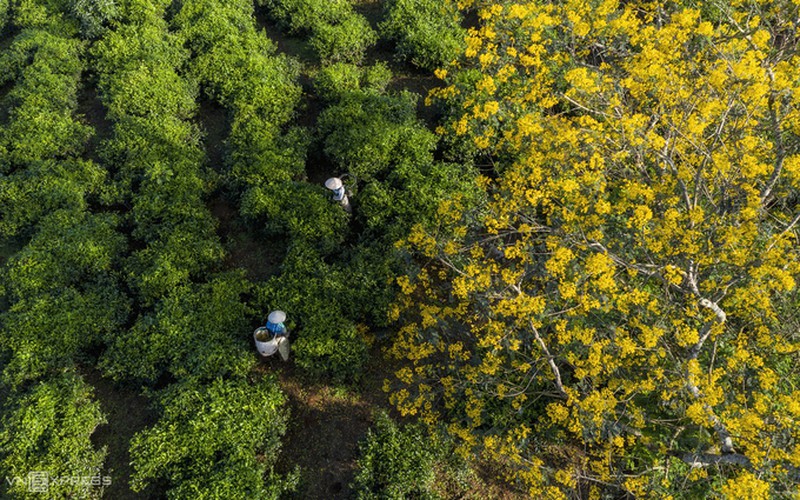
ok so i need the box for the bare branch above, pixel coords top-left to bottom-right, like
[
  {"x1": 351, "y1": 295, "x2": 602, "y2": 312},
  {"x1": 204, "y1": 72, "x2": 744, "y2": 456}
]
[
  {"x1": 529, "y1": 320, "x2": 567, "y2": 398},
  {"x1": 676, "y1": 452, "x2": 752, "y2": 468},
  {"x1": 686, "y1": 294, "x2": 734, "y2": 453}
]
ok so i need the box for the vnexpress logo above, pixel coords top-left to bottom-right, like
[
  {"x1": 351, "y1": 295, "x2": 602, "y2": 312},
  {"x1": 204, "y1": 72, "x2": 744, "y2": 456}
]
[{"x1": 5, "y1": 471, "x2": 111, "y2": 493}]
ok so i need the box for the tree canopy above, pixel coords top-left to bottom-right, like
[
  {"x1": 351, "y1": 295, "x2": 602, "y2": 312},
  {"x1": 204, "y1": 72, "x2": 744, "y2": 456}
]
[{"x1": 389, "y1": 0, "x2": 800, "y2": 497}]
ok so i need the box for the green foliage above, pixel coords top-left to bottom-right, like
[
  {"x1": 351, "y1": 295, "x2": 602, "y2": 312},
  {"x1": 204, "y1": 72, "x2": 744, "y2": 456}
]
[
  {"x1": 241, "y1": 182, "x2": 348, "y2": 253},
  {"x1": 0, "y1": 159, "x2": 106, "y2": 238},
  {"x1": 258, "y1": 0, "x2": 376, "y2": 64},
  {"x1": 358, "y1": 159, "x2": 479, "y2": 243},
  {"x1": 92, "y1": 22, "x2": 187, "y2": 82},
  {"x1": 130, "y1": 377, "x2": 291, "y2": 499},
  {"x1": 314, "y1": 62, "x2": 392, "y2": 102},
  {"x1": 258, "y1": 0, "x2": 350, "y2": 33},
  {"x1": 9, "y1": 0, "x2": 79, "y2": 32},
  {"x1": 94, "y1": 17, "x2": 226, "y2": 303},
  {"x1": 0, "y1": 211, "x2": 129, "y2": 387},
  {"x1": 336, "y1": 246, "x2": 398, "y2": 327},
  {"x1": 113, "y1": 0, "x2": 171, "y2": 24},
  {"x1": 379, "y1": 0, "x2": 465, "y2": 71},
  {"x1": 309, "y1": 14, "x2": 377, "y2": 64},
  {"x1": 101, "y1": 273, "x2": 254, "y2": 384},
  {"x1": 318, "y1": 90, "x2": 435, "y2": 179},
  {"x1": 352, "y1": 411, "x2": 437, "y2": 499},
  {"x1": 0, "y1": 371, "x2": 107, "y2": 500},
  {"x1": 93, "y1": 24, "x2": 195, "y2": 123},
  {"x1": 257, "y1": 242, "x2": 369, "y2": 382},
  {"x1": 72, "y1": 0, "x2": 117, "y2": 38},
  {"x1": 0, "y1": 29, "x2": 89, "y2": 169},
  {"x1": 171, "y1": 0, "x2": 256, "y2": 53},
  {"x1": 188, "y1": 24, "x2": 301, "y2": 123},
  {"x1": 0, "y1": 0, "x2": 7, "y2": 32},
  {"x1": 174, "y1": 0, "x2": 306, "y2": 193}
]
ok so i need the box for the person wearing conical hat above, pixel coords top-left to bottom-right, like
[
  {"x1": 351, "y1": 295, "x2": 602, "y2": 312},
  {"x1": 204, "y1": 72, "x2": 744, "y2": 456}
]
[
  {"x1": 265, "y1": 310, "x2": 288, "y2": 337},
  {"x1": 325, "y1": 177, "x2": 351, "y2": 212}
]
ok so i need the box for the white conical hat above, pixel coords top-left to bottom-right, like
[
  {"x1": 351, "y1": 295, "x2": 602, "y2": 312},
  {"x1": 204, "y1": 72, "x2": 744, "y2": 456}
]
[
  {"x1": 325, "y1": 177, "x2": 343, "y2": 190},
  {"x1": 268, "y1": 310, "x2": 286, "y2": 323}
]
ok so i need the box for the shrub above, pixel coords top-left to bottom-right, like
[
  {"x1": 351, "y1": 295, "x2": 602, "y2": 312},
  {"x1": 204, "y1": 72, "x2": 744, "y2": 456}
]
[
  {"x1": 309, "y1": 14, "x2": 377, "y2": 64},
  {"x1": 314, "y1": 62, "x2": 392, "y2": 102},
  {"x1": 356, "y1": 159, "x2": 480, "y2": 244},
  {"x1": 170, "y1": 0, "x2": 255, "y2": 53},
  {"x1": 72, "y1": 0, "x2": 117, "y2": 38},
  {"x1": 0, "y1": 211, "x2": 129, "y2": 387},
  {"x1": 176, "y1": 1, "x2": 306, "y2": 190},
  {"x1": 0, "y1": 0, "x2": 7, "y2": 32},
  {"x1": 256, "y1": 242, "x2": 369, "y2": 382},
  {"x1": 129, "y1": 377, "x2": 293, "y2": 499},
  {"x1": 290, "y1": 314, "x2": 368, "y2": 382},
  {"x1": 318, "y1": 90, "x2": 436, "y2": 179},
  {"x1": 100, "y1": 273, "x2": 254, "y2": 384},
  {"x1": 379, "y1": 0, "x2": 465, "y2": 71},
  {"x1": 0, "y1": 159, "x2": 106, "y2": 238},
  {"x1": 258, "y1": 0, "x2": 376, "y2": 64},
  {"x1": 352, "y1": 411, "x2": 437, "y2": 499},
  {"x1": 0, "y1": 371, "x2": 107, "y2": 500},
  {"x1": 0, "y1": 29, "x2": 90, "y2": 169},
  {"x1": 240, "y1": 182, "x2": 348, "y2": 253},
  {"x1": 257, "y1": 0, "x2": 350, "y2": 34}
]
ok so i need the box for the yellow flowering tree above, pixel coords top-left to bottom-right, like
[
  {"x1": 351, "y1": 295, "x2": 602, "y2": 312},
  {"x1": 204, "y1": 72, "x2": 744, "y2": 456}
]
[{"x1": 390, "y1": 0, "x2": 800, "y2": 497}]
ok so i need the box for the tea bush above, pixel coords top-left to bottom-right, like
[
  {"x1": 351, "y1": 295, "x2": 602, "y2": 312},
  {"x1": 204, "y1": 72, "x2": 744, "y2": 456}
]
[
  {"x1": 257, "y1": 0, "x2": 375, "y2": 64},
  {"x1": 352, "y1": 411, "x2": 437, "y2": 499},
  {"x1": 0, "y1": 371, "x2": 107, "y2": 500},
  {"x1": 101, "y1": 273, "x2": 255, "y2": 384},
  {"x1": 318, "y1": 90, "x2": 434, "y2": 179},
  {"x1": 256, "y1": 242, "x2": 369, "y2": 382},
  {"x1": 314, "y1": 62, "x2": 392, "y2": 102},
  {"x1": 309, "y1": 13, "x2": 377, "y2": 64},
  {"x1": 0, "y1": 211, "x2": 129, "y2": 387},
  {"x1": 379, "y1": 0, "x2": 465, "y2": 71},
  {"x1": 130, "y1": 377, "x2": 293, "y2": 498}
]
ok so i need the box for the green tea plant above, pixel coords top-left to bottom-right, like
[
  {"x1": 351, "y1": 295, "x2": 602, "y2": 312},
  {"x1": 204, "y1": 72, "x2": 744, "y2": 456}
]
[
  {"x1": 0, "y1": 370, "x2": 107, "y2": 500},
  {"x1": 100, "y1": 274, "x2": 255, "y2": 383},
  {"x1": 352, "y1": 411, "x2": 437, "y2": 499},
  {"x1": 129, "y1": 377, "x2": 294, "y2": 499},
  {"x1": 257, "y1": 0, "x2": 376, "y2": 64},
  {"x1": 0, "y1": 211, "x2": 129, "y2": 387},
  {"x1": 379, "y1": 0, "x2": 465, "y2": 71}
]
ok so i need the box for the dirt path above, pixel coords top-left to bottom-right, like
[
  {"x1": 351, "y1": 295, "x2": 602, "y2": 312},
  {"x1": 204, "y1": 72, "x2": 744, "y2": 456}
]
[
  {"x1": 86, "y1": 370, "x2": 159, "y2": 499},
  {"x1": 258, "y1": 344, "x2": 394, "y2": 499}
]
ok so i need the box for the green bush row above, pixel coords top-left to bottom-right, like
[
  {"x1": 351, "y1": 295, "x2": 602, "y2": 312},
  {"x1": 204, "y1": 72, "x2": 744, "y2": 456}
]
[
  {"x1": 0, "y1": 211, "x2": 129, "y2": 387},
  {"x1": 174, "y1": 0, "x2": 371, "y2": 380},
  {"x1": 93, "y1": 19, "x2": 224, "y2": 304},
  {"x1": 91, "y1": 4, "x2": 297, "y2": 498},
  {"x1": 256, "y1": 241, "x2": 370, "y2": 382},
  {"x1": 0, "y1": 3, "x2": 128, "y2": 390},
  {"x1": 352, "y1": 411, "x2": 474, "y2": 499},
  {"x1": 379, "y1": 0, "x2": 465, "y2": 71},
  {"x1": 257, "y1": 0, "x2": 376, "y2": 64},
  {"x1": 130, "y1": 377, "x2": 294, "y2": 499},
  {"x1": 316, "y1": 69, "x2": 481, "y2": 245},
  {"x1": 0, "y1": 8, "x2": 112, "y2": 499},
  {"x1": 0, "y1": 371, "x2": 107, "y2": 500},
  {"x1": 307, "y1": 65, "x2": 483, "y2": 357},
  {"x1": 175, "y1": 0, "x2": 307, "y2": 187},
  {"x1": 0, "y1": 27, "x2": 98, "y2": 237}
]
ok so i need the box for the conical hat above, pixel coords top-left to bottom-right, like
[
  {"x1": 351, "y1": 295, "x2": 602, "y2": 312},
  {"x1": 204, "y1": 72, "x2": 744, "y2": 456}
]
[
  {"x1": 268, "y1": 310, "x2": 286, "y2": 323},
  {"x1": 325, "y1": 177, "x2": 343, "y2": 190}
]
